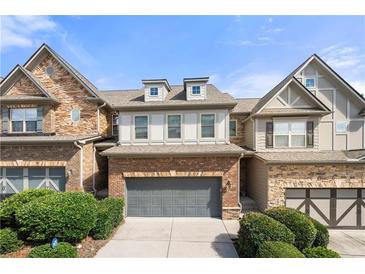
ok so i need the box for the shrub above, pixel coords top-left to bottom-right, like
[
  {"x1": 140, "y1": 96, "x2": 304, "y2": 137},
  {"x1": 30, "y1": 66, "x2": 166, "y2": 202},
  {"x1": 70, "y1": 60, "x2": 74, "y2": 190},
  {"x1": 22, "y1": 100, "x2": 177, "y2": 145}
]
[
  {"x1": 310, "y1": 218, "x2": 329, "y2": 247},
  {"x1": 16, "y1": 192, "x2": 97, "y2": 243},
  {"x1": 302, "y1": 246, "x2": 341, "y2": 258},
  {"x1": 0, "y1": 189, "x2": 56, "y2": 228},
  {"x1": 0, "y1": 228, "x2": 23, "y2": 254},
  {"x1": 265, "y1": 207, "x2": 317, "y2": 250},
  {"x1": 28, "y1": 242, "x2": 77, "y2": 258},
  {"x1": 90, "y1": 197, "x2": 124, "y2": 240},
  {"x1": 237, "y1": 212, "x2": 295, "y2": 257},
  {"x1": 256, "y1": 241, "x2": 305, "y2": 258}
]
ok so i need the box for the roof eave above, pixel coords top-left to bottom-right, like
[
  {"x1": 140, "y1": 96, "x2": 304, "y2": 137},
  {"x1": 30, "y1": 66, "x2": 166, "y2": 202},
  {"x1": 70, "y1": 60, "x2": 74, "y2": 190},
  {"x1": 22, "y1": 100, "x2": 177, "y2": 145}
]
[
  {"x1": 109, "y1": 102, "x2": 237, "y2": 111},
  {"x1": 0, "y1": 97, "x2": 60, "y2": 105},
  {"x1": 100, "y1": 151, "x2": 244, "y2": 158}
]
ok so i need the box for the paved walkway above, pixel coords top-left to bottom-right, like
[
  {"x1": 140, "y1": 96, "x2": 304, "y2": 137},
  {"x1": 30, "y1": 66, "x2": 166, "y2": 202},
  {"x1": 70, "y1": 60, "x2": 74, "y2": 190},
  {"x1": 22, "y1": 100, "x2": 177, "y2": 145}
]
[
  {"x1": 328, "y1": 230, "x2": 365, "y2": 258},
  {"x1": 95, "y1": 217, "x2": 238, "y2": 258}
]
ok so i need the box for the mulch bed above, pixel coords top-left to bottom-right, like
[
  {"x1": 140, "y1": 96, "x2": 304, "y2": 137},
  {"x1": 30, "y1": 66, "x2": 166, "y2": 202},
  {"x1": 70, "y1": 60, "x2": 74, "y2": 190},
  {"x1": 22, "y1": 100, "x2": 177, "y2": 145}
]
[{"x1": 2, "y1": 221, "x2": 124, "y2": 258}]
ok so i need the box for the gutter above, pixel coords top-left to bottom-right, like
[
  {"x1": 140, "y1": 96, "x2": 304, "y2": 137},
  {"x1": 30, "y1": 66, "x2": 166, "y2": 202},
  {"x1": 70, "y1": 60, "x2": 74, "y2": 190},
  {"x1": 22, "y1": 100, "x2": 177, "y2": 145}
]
[
  {"x1": 0, "y1": 135, "x2": 103, "y2": 145},
  {"x1": 97, "y1": 103, "x2": 107, "y2": 134},
  {"x1": 73, "y1": 141, "x2": 84, "y2": 190}
]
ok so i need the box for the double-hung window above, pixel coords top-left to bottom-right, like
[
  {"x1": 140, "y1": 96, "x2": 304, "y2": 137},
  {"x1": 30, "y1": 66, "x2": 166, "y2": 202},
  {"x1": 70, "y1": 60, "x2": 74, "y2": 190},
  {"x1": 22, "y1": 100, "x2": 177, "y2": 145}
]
[
  {"x1": 229, "y1": 120, "x2": 237, "y2": 137},
  {"x1": 112, "y1": 113, "x2": 119, "y2": 136},
  {"x1": 192, "y1": 86, "x2": 201, "y2": 95},
  {"x1": 201, "y1": 114, "x2": 215, "y2": 138},
  {"x1": 167, "y1": 115, "x2": 181, "y2": 139},
  {"x1": 11, "y1": 108, "x2": 37, "y2": 133},
  {"x1": 135, "y1": 116, "x2": 148, "y2": 139},
  {"x1": 274, "y1": 121, "x2": 306, "y2": 148}
]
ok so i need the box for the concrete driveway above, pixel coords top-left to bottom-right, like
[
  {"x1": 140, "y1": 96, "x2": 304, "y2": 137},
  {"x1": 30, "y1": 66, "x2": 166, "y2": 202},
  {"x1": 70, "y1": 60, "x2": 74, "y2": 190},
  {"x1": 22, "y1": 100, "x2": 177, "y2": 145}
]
[
  {"x1": 328, "y1": 230, "x2": 365, "y2": 258},
  {"x1": 95, "y1": 217, "x2": 238, "y2": 258}
]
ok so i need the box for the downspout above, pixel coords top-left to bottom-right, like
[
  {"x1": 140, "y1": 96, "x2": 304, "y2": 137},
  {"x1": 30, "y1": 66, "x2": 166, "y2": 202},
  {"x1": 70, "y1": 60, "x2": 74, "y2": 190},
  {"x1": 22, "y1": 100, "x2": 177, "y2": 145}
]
[
  {"x1": 96, "y1": 103, "x2": 107, "y2": 134},
  {"x1": 237, "y1": 152, "x2": 245, "y2": 213},
  {"x1": 73, "y1": 141, "x2": 83, "y2": 190},
  {"x1": 92, "y1": 145, "x2": 97, "y2": 194}
]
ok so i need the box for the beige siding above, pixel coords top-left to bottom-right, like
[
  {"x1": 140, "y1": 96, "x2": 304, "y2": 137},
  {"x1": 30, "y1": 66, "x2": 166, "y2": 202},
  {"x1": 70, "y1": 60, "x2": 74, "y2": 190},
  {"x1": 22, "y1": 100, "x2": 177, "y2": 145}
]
[
  {"x1": 246, "y1": 157, "x2": 268, "y2": 211},
  {"x1": 243, "y1": 119, "x2": 254, "y2": 149}
]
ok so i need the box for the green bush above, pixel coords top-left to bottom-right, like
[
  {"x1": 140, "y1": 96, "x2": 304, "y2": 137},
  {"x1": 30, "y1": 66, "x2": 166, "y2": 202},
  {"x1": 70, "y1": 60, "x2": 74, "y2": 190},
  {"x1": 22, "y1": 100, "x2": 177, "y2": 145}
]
[
  {"x1": 16, "y1": 192, "x2": 97, "y2": 243},
  {"x1": 265, "y1": 207, "x2": 317, "y2": 250},
  {"x1": 256, "y1": 241, "x2": 305, "y2": 258},
  {"x1": 0, "y1": 228, "x2": 23, "y2": 254},
  {"x1": 28, "y1": 242, "x2": 77, "y2": 258},
  {"x1": 237, "y1": 212, "x2": 295, "y2": 257},
  {"x1": 302, "y1": 246, "x2": 340, "y2": 258},
  {"x1": 0, "y1": 189, "x2": 56, "y2": 228},
  {"x1": 310, "y1": 218, "x2": 329, "y2": 247},
  {"x1": 90, "y1": 197, "x2": 124, "y2": 240}
]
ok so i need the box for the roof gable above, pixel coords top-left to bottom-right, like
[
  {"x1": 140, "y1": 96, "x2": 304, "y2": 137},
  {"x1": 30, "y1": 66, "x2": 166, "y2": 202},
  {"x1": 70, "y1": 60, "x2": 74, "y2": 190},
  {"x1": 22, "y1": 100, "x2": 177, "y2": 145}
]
[{"x1": 23, "y1": 44, "x2": 99, "y2": 98}]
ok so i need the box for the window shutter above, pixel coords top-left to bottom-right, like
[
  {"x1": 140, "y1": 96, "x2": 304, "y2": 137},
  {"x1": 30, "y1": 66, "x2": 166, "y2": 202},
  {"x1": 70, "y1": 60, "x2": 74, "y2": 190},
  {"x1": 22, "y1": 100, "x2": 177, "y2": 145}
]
[
  {"x1": 266, "y1": 121, "x2": 273, "y2": 148},
  {"x1": 307, "y1": 121, "x2": 314, "y2": 148},
  {"x1": 1, "y1": 107, "x2": 9, "y2": 133},
  {"x1": 36, "y1": 107, "x2": 43, "y2": 132}
]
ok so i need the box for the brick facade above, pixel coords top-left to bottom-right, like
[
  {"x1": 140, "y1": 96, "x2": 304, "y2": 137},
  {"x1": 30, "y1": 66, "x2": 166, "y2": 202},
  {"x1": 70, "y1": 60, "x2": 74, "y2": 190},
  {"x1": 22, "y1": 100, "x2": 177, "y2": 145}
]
[
  {"x1": 108, "y1": 156, "x2": 241, "y2": 219},
  {"x1": 229, "y1": 113, "x2": 246, "y2": 147},
  {"x1": 267, "y1": 163, "x2": 365, "y2": 208}
]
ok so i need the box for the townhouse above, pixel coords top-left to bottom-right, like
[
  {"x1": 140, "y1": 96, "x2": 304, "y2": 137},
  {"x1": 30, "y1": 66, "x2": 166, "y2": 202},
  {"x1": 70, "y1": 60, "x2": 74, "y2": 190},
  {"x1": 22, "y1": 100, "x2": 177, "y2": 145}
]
[{"x1": 1, "y1": 44, "x2": 364, "y2": 227}]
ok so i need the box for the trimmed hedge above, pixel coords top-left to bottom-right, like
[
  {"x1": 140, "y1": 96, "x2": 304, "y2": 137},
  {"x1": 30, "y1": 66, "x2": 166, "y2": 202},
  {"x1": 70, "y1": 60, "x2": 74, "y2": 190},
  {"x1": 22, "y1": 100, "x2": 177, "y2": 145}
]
[
  {"x1": 90, "y1": 197, "x2": 124, "y2": 240},
  {"x1": 256, "y1": 241, "x2": 305, "y2": 258},
  {"x1": 16, "y1": 192, "x2": 98, "y2": 243},
  {"x1": 28, "y1": 242, "x2": 77, "y2": 258},
  {"x1": 265, "y1": 207, "x2": 317, "y2": 250},
  {"x1": 237, "y1": 212, "x2": 295, "y2": 257},
  {"x1": 0, "y1": 189, "x2": 56, "y2": 228},
  {"x1": 0, "y1": 228, "x2": 23, "y2": 254},
  {"x1": 310, "y1": 218, "x2": 329, "y2": 247},
  {"x1": 302, "y1": 246, "x2": 340, "y2": 258}
]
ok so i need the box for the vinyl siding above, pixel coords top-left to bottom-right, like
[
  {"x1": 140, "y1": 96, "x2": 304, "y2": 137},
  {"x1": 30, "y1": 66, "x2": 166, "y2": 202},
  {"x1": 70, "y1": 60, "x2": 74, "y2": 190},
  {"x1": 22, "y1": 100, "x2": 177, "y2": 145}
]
[{"x1": 246, "y1": 157, "x2": 268, "y2": 211}]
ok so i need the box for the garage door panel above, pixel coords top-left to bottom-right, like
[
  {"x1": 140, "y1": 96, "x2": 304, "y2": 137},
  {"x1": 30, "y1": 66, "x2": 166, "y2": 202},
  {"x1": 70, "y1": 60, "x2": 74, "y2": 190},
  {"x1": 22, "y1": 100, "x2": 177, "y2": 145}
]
[
  {"x1": 309, "y1": 200, "x2": 330, "y2": 225},
  {"x1": 126, "y1": 177, "x2": 221, "y2": 217},
  {"x1": 336, "y1": 200, "x2": 357, "y2": 226}
]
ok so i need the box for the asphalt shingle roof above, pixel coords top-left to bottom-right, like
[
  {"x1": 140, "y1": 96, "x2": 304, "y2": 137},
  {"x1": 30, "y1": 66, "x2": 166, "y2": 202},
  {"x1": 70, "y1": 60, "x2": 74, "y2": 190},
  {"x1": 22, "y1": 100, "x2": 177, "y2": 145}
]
[
  {"x1": 0, "y1": 134, "x2": 102, "y2": 145},
  {"x1": 231, "y1": 98, "x2": 260, "y2": 114}
]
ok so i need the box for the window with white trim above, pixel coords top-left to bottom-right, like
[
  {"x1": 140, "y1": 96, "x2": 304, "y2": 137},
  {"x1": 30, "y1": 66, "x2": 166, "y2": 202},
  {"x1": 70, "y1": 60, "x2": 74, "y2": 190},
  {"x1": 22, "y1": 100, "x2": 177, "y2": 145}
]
[
  {"x1": 112, "y1": 113, "x2": 119, "y2": 136},
  {"x1": 336, "y1": 121, "x2": 347, "y2": 134},
  {"x1": 274, "y1": 121, "x2": 306, "y2": 148},
  {"x1": 192, "y1": 86, "x2": 201, "y2": 95},
  {"x1": 305, "y1": 78, "x2": 315, "y2": 88},
  {"x1": 229, "y1": 120, "x2": 237, "y2": 137},
  {"x1": 10, "y1": 108, "x2": 37, "y2": 133},
  {"x1": 167, "y1": 115, "x2": 181, "y2": 139},
  {"x1": 135, "y1": 116, "x2": 148, "y2": 139},
  {"x1": 201, "y1": 114, "x2": 215, "y2": 138},
  {"x1": 150, "y1": 87, "x2": 158, "y2": 96}
]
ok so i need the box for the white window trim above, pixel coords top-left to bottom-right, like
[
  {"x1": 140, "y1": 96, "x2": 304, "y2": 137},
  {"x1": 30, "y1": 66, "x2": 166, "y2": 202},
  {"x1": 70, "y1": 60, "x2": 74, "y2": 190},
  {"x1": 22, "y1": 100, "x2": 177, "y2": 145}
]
[
  {"x1": 149, "y1": 87, "x2": 159, "y2": 97},
  {"x1": 133, "y1": 115, "x2": 149, "y2": 141},
  {"x1": 191, "y1": 85, "x2": 201, "y2": 96},
  {"x1": 335, "y1": 121, "x2": 348, "y2": 135},
  {"x1": 112, "y1": 113, "x2": 119, "y2": 136},
  {"x1": 70, "y1": 108, "x2": 81, "y2": 124},
  {"x1": 10, "y1": 108, "x2": 37, "y2": 133},
  {"x1": 305, "y1": 77, "x2": 316, "y2": 89},
  {"x1": 200, "y1": 113, "x2": 215, "y2": 139},
  {"x1": 273, "y1": 120, "x2": 307, "y2": 148},
  {"x1": 229, "y1": 119, "x2": 237, "y2": 137},
  {"x1": 166, "y1": 114, "x2": 182, "y2": 140}
]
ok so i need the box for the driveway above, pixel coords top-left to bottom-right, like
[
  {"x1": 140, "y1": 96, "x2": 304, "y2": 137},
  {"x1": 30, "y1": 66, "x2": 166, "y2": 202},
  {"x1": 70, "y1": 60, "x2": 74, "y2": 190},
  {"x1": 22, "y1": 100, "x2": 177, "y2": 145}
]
[
  {"x1": 95, "y1": 217, "x2": 238, "y2": 258},
  {"x1": 328, "y1": 230, "x2": 365, "y2": 258}
]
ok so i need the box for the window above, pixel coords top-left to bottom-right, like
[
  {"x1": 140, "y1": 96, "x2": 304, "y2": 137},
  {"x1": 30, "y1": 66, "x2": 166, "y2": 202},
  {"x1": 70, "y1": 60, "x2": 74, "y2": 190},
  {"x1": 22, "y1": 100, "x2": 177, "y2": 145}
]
[
  {"x1": 150, "y1": 87, "x2": 158, "y2": 96},
  {"x1": 201, "y1": 114, "x2": 215, "y2": 138},
  {"x1": 10, "y1": 108, "x2": 37, "y2": 133},
  {"x1": 135, "y1": 116, "x2": 148, "y2": 139},
  {"x1": 192, "y1": 86, "x2": 201, "y2": 95},
  {"x1": 112, "y1": 113, "x2": 119, "y2": 136},
  {"x1": 274, "y1": 121, "x2": 306, "y2": 148},
  {"x1": 229, "y1": 120, "x2": 237, "y2": 137},
  {"x1": 167, "y1": 115, "x2": 181, "y2": 139},
  {"x1": 305, "y1": 78, "x2": 315, "y2": 88},
  {"x1": 70, "y1": 109, "x2": 80, "y2": 123},
  {"x1": 336, "y1": 121, "x2": 347, "y2": 134}
]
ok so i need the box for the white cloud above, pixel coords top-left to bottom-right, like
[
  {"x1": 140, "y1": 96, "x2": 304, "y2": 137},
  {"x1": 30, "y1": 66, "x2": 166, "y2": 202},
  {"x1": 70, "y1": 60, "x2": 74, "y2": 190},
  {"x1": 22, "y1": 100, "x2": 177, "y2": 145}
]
[
  {"x1": 320, "y1": 44, "x2": 365, "y2": 70},
  {"x1": 351, "y1": 80, "x2": 365, "y2": 95}
]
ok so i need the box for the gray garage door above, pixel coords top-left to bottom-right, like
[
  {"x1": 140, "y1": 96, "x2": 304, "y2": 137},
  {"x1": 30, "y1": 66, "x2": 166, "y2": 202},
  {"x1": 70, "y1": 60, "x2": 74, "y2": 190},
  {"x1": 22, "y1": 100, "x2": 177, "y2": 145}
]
[
  {"x1": 126, "y1": 177, "x2": 221, "y2": 217},
  {"x1": 286, "y1": 188, "x2": 365, "y2": 229}
]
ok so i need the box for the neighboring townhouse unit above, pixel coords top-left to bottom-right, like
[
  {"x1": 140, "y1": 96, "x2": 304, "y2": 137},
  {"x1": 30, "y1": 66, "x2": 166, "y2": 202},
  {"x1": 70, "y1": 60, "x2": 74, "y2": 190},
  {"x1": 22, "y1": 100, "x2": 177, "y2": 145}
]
[
  {"x1": 0, "y1": 44, "x2": 111, "y2": 198},
  {"x1": 1, "y1": 44, "x2": 364, "y2": 226},
  {"x1": 232, "y1": 54, "x2": 365, "y2": 228}
]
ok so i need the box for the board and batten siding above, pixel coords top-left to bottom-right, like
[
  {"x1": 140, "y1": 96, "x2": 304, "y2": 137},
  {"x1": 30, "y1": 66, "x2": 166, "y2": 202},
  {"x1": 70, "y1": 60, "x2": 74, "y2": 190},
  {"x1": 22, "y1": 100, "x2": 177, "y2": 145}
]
[
  {"x1": 254, "y1": 117, "x2": 319, "y2": 152},
  {"x1": 297, "y1": 62, "x2": 365, "y2": 150},
  {"x1": 118, "y1": 109, "x2": 230, "y2": 145}
]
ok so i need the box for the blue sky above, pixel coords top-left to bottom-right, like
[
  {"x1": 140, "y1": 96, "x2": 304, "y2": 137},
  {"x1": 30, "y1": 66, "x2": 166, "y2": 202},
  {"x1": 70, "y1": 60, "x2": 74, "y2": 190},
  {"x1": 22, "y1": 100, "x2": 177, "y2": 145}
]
[{"x1": 1, "y1": 16, "x2": 364, "y2": 97}]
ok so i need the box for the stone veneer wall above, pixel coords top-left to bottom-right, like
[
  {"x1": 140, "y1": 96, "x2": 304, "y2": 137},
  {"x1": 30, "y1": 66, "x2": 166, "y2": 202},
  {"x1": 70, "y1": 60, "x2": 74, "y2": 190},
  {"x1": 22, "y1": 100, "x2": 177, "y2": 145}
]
[
  {"x1": 5, "y1": 74, "x2": 44, "y2": 97},
  {"x1": 108, "y1": 156, "x2": 241, "y2": 219},
  {"x1": 267, "y1": 163, "x2": 365, "y2": 208}
]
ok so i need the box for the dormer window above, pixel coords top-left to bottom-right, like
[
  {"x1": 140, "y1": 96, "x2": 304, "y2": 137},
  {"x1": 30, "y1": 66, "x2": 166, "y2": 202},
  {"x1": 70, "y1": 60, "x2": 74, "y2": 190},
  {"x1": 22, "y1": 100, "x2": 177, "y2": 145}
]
[
  {"x1": 150, "y1": 87, "x2": 158, "y2": 96},
  {"x1": 305, "y1": 78, "x2": 315, "y2": 88},
  {"x1": 192, "y1": 86, "x2": 201, "y2": 95}
]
